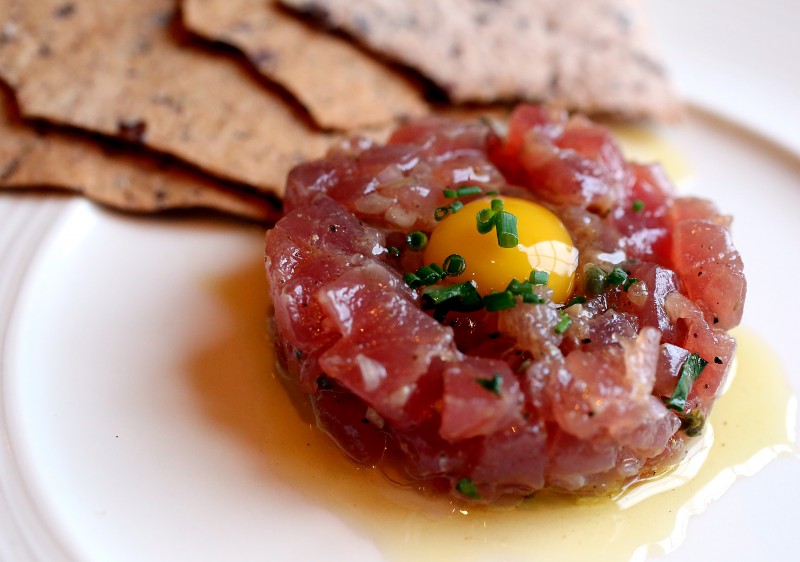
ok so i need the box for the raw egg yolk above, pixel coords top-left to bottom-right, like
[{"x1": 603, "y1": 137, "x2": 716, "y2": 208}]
[{"x1": 423, "y1": 197, "x2": 578, "y2": 303}]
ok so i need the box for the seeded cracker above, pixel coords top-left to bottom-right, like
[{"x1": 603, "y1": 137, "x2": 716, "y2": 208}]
[
  {"x1": 0, "y1": 0, "x2": 337, "y2": 197},
  {"x1": 182, "y1": 0, "x2": 428, "y2": 131},
  {"x1": 280, "y1": 0, "x2": 680, "y2": 120},
  {"x1": 0, "y1": 88, "x2": 279, "y2": 221}
]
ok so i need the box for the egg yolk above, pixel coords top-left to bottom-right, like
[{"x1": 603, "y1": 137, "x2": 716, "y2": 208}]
[{"x1": 423, "y1": 196, "x2": 578, "y2": 303}]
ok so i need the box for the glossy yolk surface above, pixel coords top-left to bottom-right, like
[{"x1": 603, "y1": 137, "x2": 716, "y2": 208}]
[{"x1": 423, "y1": 197, "x2": 578, "y2": 303}]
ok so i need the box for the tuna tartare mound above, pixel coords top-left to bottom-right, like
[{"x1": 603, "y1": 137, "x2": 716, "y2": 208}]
[{"x1": 264, "y1": 105, "x2": 746, "y2": 503}]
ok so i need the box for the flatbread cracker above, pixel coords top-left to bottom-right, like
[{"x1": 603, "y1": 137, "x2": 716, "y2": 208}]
[
  {"x1": 0, "y1": 0, "x2": 336, "y2": 196},
  {"x1": 0, "y1": 87, "x2": 279, "y2": 222},
  {"x1": 280, "y1": 0, "x2": 680, "y2": 120},
  {"x1": 182, "y1": 0, "x2": 428, "y2": 131}
]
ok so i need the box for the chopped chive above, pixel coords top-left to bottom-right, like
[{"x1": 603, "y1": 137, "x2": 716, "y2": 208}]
[
  {"x1": 403, "y1": 272, "x2": 422, "y2": 289},
  {"x1": 623, "y1": 277, "x2": 640, "y2": 291},
  {"x1": 506, "y1": 278, "x2": 533, "y2": 295},
  {"x1": 476, "y1": 208, "x2": 497, "y2": 233},
  {"x1": 434, "y1": 206, "x2": 450, "y2": 221},
  {"x1": 530, "y1": 270, "x2": 549, "y2": 285},
  {"x1": 554, "y1": 312, "x2": 572, "y2": 334},
  {"x1": 565, "y1": 295, "x2": 587, "y2": 308},
  {"x1": 456, "y1": 477, "x2": 481, "y2": 500},
  {"x1": 449, "y1": 200, "x2": 464, "y2": 213},
  {"x1": 386, "y1": 246, "x2": 400, "y2": 257},
  {"x1": 522, "y1": 292, "x2": 545, "y2": 304},
  {"x1": 486, "y1": 190, "x2": 498, "y2": 196},
  {"x1": 442, "y1": 254, "x2": 466, "y2": 276},
  {"x1": 676, "y1": 408, "x2": 706, "y2": 437},
  {"x1": 494, "y1": 210, "x2": 519, "y2": 248},
  {"x1": 484, "y1": 290, "x2": 516, "y2": 311},
  {"x1": 416, "y1": 265, "x2": 442, "y2": 285},
  {"x1": 420, "y1": 283, "x2": 466, "y2": 307},
  {"x1": 430, "y1": 263, "x2": 445, "y2": 276},
  {"x1": 444, "y1": 186, "x2": 483, "y2": 199},
  {"x1": 665, "y1": 353, "x2": 708, "y2": 412},
  {"x1": 584, "y1": 265, "x2": 607, "y2": 295},
  {"x1": 606, "y1": 267, "x2": 628, "y2": 286},
  {"x1": 406, "y1": 231, "x2": 428, "y2": 251},
  {"x1": 632, "y1": 199, "x2": 645, "y2": 212},
  {"x1": 474, "y1": 198, "x2": 518, "y2": 248},
  {"x1": 476, "y1": 374, "x2": 503, "y2": 394},
  {"x1": 420, "y1": 281, "x2": 483, "y2": 311},
  {"x1": 432, "y1": 309, "x2": 449, "y2": 323},
  {"x1": 456, "y1": 185, "x2": 483, "y2": 197}
]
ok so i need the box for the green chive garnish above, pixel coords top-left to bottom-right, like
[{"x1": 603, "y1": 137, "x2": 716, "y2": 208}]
[
  {"x1": 434, "y1": 206, "x2": 450, "y2": 221},
  {"x1": 565, "y1": 295, "x2": 587, "y2": 308},
  {"x1": 522, "y1": 292, "x2": 545, "y2": 304},
  {"x1": 529, "y1": 270, "x2": 549, "y2": 285},
  {"x1": 494, "y1": 210, "x2": 519, "y2": 248},
  {"x1": 665, "y1": 353, "x2": 708, "y2": 412},
  {"x1": 403, "y1": 272, "x2": 422, "y2": 289},
  {"x1": 484, "y1": 290, "x2": 516, "y2": 311},
  {"x1": 606, "y1": 267, "x2": 628, "y2": 286},
  {"x1": 456, "y1": 477, "x2": 481, "y2": 500},
  {"x1": 584, "y1": 265, "x2": 607, "y2": 295},
  {"x1": 386, "y1": 246, "x2": 400, "y2": 257},
  {"x1": 623, "y1": 277, "x2": 639, "y2": 291},
  {"x1": 416, "y1": 265, "x2": 442, "y2": 285},
  {"x1": 632, "y1": 199, "x2": 645, "y2": 212},
  {"x1": 476, "y1": 207, "x2": 496, "y2": 233},
  {"x1": 474, "y1": 198, "x2": 519, "y2": 247},
  {"x1": 406, "y1": 231, "x2": 428, "y2": 251},
  {"x1": 554, "y1": 312, "x2": 572, "y2": 334},
  {"x1": 676, "y1": 408, "x2": 706, "y2": 437},
  {"x1": 449, "y1": 200, "x2": 464, "y2": 214},
  {"x1": 444, "y1": 186, "x2": 483, "y2": 199},
  {"x1": 476, "y1": 374, "x2": 503, "y2": 394},
  {"x1": 442, "y1": 254, "x2": 466, "y2": 276},
  {"x1": 456, "y1": 186, "x2": 483, "y2": 198},
  {"x1": 506, "y1": 278, "x2": 533, "y2": 295},
  {"x1": 420, "y1": 282, "x2": 483, "y2": 312},
  {"x1": 405, "y1": 264, "x2": 449, "y2": 288}
]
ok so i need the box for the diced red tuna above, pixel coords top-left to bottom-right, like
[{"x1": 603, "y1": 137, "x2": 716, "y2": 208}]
[
  {"x1": 671, "y1": 219, "x2": 746, "y2": 329},
  {"x1": 285, "y1": 117, "x2": 505, "y2": 232},
  {"x1": 469, "y1": 423, "x2": 548, "y2": 497},
  {"x1": 489, "y1": 105, "x2": 632, "y2": 213},
  {"x1": 265, "y1": 105, "x2": 745, "y2": 502},
  {"x1": 664, "y1": 292, "x2": 737, "y2": 413},
  {"x1": 608, "y1": 163, "x2": 675, "y2": 262},
  {"x1": 265, "y1": 196, "x2": 387, "y2": 389},
  {"x1": 440, "y1": 357, "x2": 524, "y2": 441},
  {"x1": 317, "y1": 264, "x2": 457, "y2": 426}
]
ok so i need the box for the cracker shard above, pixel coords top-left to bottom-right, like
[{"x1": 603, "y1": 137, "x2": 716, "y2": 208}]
[
  {"x1": 182, "y1": 0, "x2": 428, "y2": 131},
  {"x1": 0, "y1": 0, "x2": 338, "y2": 196},
  {"x1": 280, "y1": 0, "x2": 680, "y2": 120},
  {"x1": 0, "y1": 87, "x2": 279, "y2": 222}
]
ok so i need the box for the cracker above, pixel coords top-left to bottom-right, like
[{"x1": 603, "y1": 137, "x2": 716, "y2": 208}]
[
  {"x1": 0, "y1": 87, "x2": 279, "y2": 222},
  {"x1": 280, "y1": 0, "x2": 680, "y2": 120},
  {"x1": 0, "y1": 0, "x2": 338, "y2": 196},
  {"x1": 182, "y1": 0, "x2": 428, "y2": 130}
]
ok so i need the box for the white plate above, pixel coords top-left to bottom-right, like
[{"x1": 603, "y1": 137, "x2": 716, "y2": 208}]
[{"x1": 2, "y1": 1, "x2": 799, "y2": 560}]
